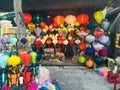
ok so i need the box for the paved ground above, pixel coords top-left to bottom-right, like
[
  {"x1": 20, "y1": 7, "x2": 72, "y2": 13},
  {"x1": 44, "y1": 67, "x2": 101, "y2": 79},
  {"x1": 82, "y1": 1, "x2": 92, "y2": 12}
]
[{"x1": 47, "y1": 66, "x2": 117, "y2": 90}]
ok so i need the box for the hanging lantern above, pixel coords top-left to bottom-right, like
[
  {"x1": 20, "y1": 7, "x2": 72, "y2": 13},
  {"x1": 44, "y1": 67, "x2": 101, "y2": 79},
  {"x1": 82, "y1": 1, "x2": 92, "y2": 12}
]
[
  {"x1": 100, "y1": 48, "x2": 108, "y2": 56},
  {"x1": 44, "y1": 15, "x2": 53, "y2": 25},
  {"x1": 74, "y1": 21, "x2": 80, "y2": 26},
  {"x1": 33, "y1": 14, "x2": 43, "y2": 23},
  {"x1": 58, "y1": 39, "x2": 63, "y2": 45},
  {"x1": 27, "y1": 23, "x2": 36, "y2": 32},
  {"x1": 34, "y1": 27, "x2": 41, "y2": 36},
  {"x1": 76, "y1": 14, "x2": 89, "y2": 24},
  {"x1": 63, "y1": 39, "x2": 68, "y2": 45},
  {"x1": 21, "y1": 38, "x2": 27, "y2": 44},
  {"x1": 54, "y1": 15, "x2": 65, "y2": 25},
  {"x1": 78, "y1": 42, "x2": 87, "y2": 50},
  {"x1": 23, "y1": 13, "x2": 32, "y2": 24},
  {"x1": 46, "y1": 39, "x2": 52, "y2": 45},
  {"x1": 85, "y1": 59, "x2": 94, "y2": 68},
  {"x1": 99, "y1": 35, "x2": 110, "y2": 45},
  {"x1": 85, "y1": 35, "x2": 95, "y2": 43},
  {"x1": 75, "y1": 39, "x2": 81, "y2": 44},
  {"x1": 65, "y1": 15, "x2": 76, "y2": 24},
  {"x1": 92, "y1": 42, "x2": 104, "y2": 51},
  {"x1": 53, "y1": 39, "x2": 58, "y2": 46},
  {"x1": 34, "y1": 39, "x2": 42, "y2": 49},
  {"x1": 94, "y1": 11, "x2": 104, "y2": 24},
  {"x1": 93, "y1": 29, "x2": 104, "y2": 38},
  {"x1": 86, "y1": 47, "x2": 95, "y2": 55},
  {"x1": 39, "y1": 22, "x2": 46, "y2": 27},
  {"x1": 101, "y1": 19, "x2": 110, "y2": 31},
  {"x1": 69, "y1": 39, "x2": 75, "y2": 45}
]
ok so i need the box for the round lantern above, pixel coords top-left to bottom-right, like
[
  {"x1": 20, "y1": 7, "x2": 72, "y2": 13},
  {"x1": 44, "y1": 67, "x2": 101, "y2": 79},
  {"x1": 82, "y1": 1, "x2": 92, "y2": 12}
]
[
  {"x1": 85, "y1": 59, "x2": 94, "y2": 68},
  {"x1": 23, "y1": 13, "x2": 32, "y2": 24},
  {"x1": 78, "y1": 42, "x2": 87, "y2": 50},
  {"x1": 100, "y1": 48, "x2": 108, "y2": 56},
  {"x1": 46, "y1": 39, "x2": 52, "y2": 45},
  {"x1": 77, "y1": 56, "x2": 86, "y2": 64},
  {"x1": 44, "y1": 15, "x2": 53, "y2": 25},
  {"x1": 93, "y1": 29, "x2": 104, "y2": 38},
  {"x1": 94, "y1": 57, "x2": 103, "y2": 65},
  {"x1": 85, "y1": 35, "x2": 95, "y2": 43},
  {"x1": 92, "y1": 42, "x2": 104, "y2": 51},
  {"x1": 76, "y1": 14, "x2": 89, "y2": 24},
  {"x1": 63, "y1": 39, "x2": 68, "y2": 45},
  {"x1": 34, "y1": 40, "x2": 42, "y2": 49},
  {"x1": 65, "y1": 15, "x2": 76, "y2": 24},
  {"x1": 53, "y1": 39, "x2": 58, "y2": 46},
  {"x1": 99, "y1": 35, "x2": 110, "y2": 45},
  {"x1": 75, "y1": 39, "x2": 81, "y2": 44},
  {"x1": 54, "y1": 15, "x2": 65, "y2": 25},
  {"x1": 39, "y1": 22, "x2": 46, "y2": 27},
  {"x1": 69, "y1": 39, "x2": 75, "y2": 45},
  {"x1": 33, "y1": 14, "x2": 43, "y2": 23},
  {"x1": 101, "y1": 19, "x2": 110, "y2": 30},
  {"x1": 27, "y1": 23, "x2": 36, "y2": 32},
  {"x1": 86, "y1": 47, "x2": 95, "y2": 55},
  {"x1": 58, "y1": 39, "x2": 63, "y2": 45}
]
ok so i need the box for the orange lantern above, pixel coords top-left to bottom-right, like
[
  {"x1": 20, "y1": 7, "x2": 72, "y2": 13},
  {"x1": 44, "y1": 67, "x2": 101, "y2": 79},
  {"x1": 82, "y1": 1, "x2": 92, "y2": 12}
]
[
  {"x1": 54, "y1": 15, "x2": 65, "y2": 25},
  {"x1": 23, "y1": 13, "x2": 32, "y2": 24},
  {"x1": 65, "y1": 15, "x2": 76, "y2": 24},
  {"x1": 39, "y1": 22, "x2": 46, "y2": 27},
  {"x1": 77, "y1": 14, "x2": 89, "y2": 24},
  {"x1": 61, "y1": 34, "x2": 66, "y2": 40},
  {"x1": 58, "y1": 39, "x2": 63, "y2": 45},
  {"x1": 46, "y1": 39, "x2": 52, "y2": 45}
]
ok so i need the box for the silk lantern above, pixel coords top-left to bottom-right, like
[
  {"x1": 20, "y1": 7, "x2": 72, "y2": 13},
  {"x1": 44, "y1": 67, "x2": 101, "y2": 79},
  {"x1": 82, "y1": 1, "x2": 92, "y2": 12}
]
[
  {"x1": 100, "y1": 48, "x2": 108, "y2": 56},
  {"x1": 34, "y1": 27, "x2": 41, "y2": 36},
  {"x1": 78, "y1": 42, "x2": 87, "y2": 50},
  {"x1": 101, "y1": 19, "x2": 110, "y2": 30},
  {"x1": 58, "y1": 39, "x2": 63, "y2": 45},
  {"x1": 69, "y1": 39, "x2": 75, "y2": 45},
  {"x1": 23, "y1": 13, "x2": 32, "y2": 24},
  {"x1": 77, "y1": 14, "x2": 89, "y2": 24},
  {"x1": 92, "y1": 42, "x2": 104, "y2": 51},
  {"x1": 54, "y1": 15, "x2": 65, "y2": 25},
  {"x1": 85, "y1": 59, "x2": 94, "y2": 68},
  {"x1": 99, "y1": 35, "x2": 110, "y2": 45},
  {"x1": 75, "y1": 39, "x2": 81, "y2": 44},
  {"x1": 44, "y1": 15, "x2": 53, "y2": 25},
  {"x1": 46, "y1": 39, "x2": 52, "y2": 45},
  {"x1": 33, "y1": 14, "x2": 43, "y2": 23},
  {"x1": 77, "y1": 56, "x2": 86, "y2": 64},
  {"x1": 21, "y1": 53, "x2": 31, "y2": 66},
  {"x1": 86, "y1": 47, "x2": 95, "y2": 55},
  {"x1": 94, "y1": 57, "x2": 103, "y2": 65},
  {"x1": 27, "y1": 23, "x2": 36, "y2": 32},
  {"x1": 93, "y1": 29, "x2": 104, "y2": 38},
  {"x1": 30, "y1": 52, "x2": 37, "y2": 64},
  {"x1": 85, "y1": 35, "x2": 95, "y2": 43},
  {"x1": 39, "y1": 22, "x2": 46, "y2": 27},
  {"x1": 63, "y1": 39, "x2": 68, "y2": 45},
  {"x1": 34, "y1": 39, "x2": 42, "y2": 49},
  {"x1": 94, "y1": 11, "x2": 104, "y2": 24},
  {"x1": 21, "y1": 38, "x2": 27, "y2": 44},
  {"x1": 65, "y1": 15, "x2": 76, "y2": 24}
]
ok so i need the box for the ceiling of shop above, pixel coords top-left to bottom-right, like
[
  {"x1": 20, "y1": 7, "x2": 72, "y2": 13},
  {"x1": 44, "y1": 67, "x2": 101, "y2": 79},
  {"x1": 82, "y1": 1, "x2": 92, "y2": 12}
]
[{"x1": 0, "y1": 0, "x2": 119, "y2": 12}]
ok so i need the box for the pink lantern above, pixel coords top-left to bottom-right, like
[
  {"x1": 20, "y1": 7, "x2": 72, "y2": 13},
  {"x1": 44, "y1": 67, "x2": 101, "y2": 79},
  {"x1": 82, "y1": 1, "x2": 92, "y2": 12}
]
[{"x1": 65, "y1": 15, "x2": 76, "y2": 24}]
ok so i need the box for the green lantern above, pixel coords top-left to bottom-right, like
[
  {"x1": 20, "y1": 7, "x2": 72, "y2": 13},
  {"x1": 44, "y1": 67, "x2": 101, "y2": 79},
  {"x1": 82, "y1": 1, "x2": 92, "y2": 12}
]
[
  {"x1": 33, "y1": 14, "x2": 43, "y2": 23},
  {"x1": 30, "y1": 52, "x2": 37, "y2": 64}
]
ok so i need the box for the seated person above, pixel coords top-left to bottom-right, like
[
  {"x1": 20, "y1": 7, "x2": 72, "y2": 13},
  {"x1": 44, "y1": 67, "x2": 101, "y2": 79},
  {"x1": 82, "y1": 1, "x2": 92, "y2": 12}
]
[{"x1": 56, "y1": 47, "x2": 65, "y2": 61}]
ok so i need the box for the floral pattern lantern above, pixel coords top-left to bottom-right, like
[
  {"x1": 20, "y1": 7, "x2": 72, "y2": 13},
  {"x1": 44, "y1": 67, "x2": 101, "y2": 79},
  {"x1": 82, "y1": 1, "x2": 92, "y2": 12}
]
[
  {"x1": 77, "y1": 14, "x2": 89, "y2": 24},
  {"x1": 93, "y1": 29, "x2": 104, "y2": 38},
  {"x1": 65, "y1": 15, "x2": 76, "y2": 24},
  {"x1": 54, "y1": 15, "x2": 65, "y2": 25}
]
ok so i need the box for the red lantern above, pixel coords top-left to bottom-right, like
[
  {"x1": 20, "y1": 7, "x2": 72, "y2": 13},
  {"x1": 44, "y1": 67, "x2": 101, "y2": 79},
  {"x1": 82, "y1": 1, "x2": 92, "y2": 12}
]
[
  {"x1": 69, "y1": 39, "x2": 75, "y2": 45},
  {"x1": 78, "y1": 42, "x2": 87, "y2": 50},
  {"x1": 46, "y1": 39, "x2": 52, "y2": 45},
  {"x1": 93, "y1": 29, "x2": 104, "y2": 38},
  {"x1": 34, "y1": 40, "x2": 42, "y2": 49},
  {"x1": 61, "y1": 34, "x2": 66, "y2": 40},
  {"x1": 39, "y1": 22, "x2": 46, "y2": 27},
  {"x1": 58, "y1": 39, "x2": 63, "y2": 45},
  {"x1": 21, "y1": 53, "x2": 31, "y2": 66},
  {"x1": 54, "y1": 15, "x2": 65, "y2": 25},
  {"x1": 77, "y1": 14, "x2": 89, "y2": 24},
  {"x1": 23, "y1": 13, "x2": 32, "y2": 24},
  {"x1": 19, "y1": 51, "x2": 27, "y2": 58}
]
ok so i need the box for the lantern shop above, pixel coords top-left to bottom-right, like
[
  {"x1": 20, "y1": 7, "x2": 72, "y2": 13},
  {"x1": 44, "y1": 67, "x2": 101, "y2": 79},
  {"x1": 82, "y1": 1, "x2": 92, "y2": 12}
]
[{"x1": 20, "y1": 7, "x2": 118, "y2": 67}]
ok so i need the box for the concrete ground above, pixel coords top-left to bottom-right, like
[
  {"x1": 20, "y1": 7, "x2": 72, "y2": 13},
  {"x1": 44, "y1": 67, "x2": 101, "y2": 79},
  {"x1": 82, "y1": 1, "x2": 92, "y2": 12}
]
[{"x1": 47, "y1": 66, "x2": 118, "y2": 90}]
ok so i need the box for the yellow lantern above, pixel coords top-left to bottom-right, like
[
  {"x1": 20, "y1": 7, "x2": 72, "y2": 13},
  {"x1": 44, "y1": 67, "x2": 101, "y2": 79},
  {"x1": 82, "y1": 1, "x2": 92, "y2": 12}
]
[
  {"x1": 74, "y1": 21, "x2": 80, "y2": 26},
  {"x1": 65, "y1": 15, "x2": 76, "y2": 24},
  {"x1": 27, "y1": 23, "x2": 36, "y2": 32},
  {"x1": 94, "y1": 11, "x2": 104, "y2": 24}
]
